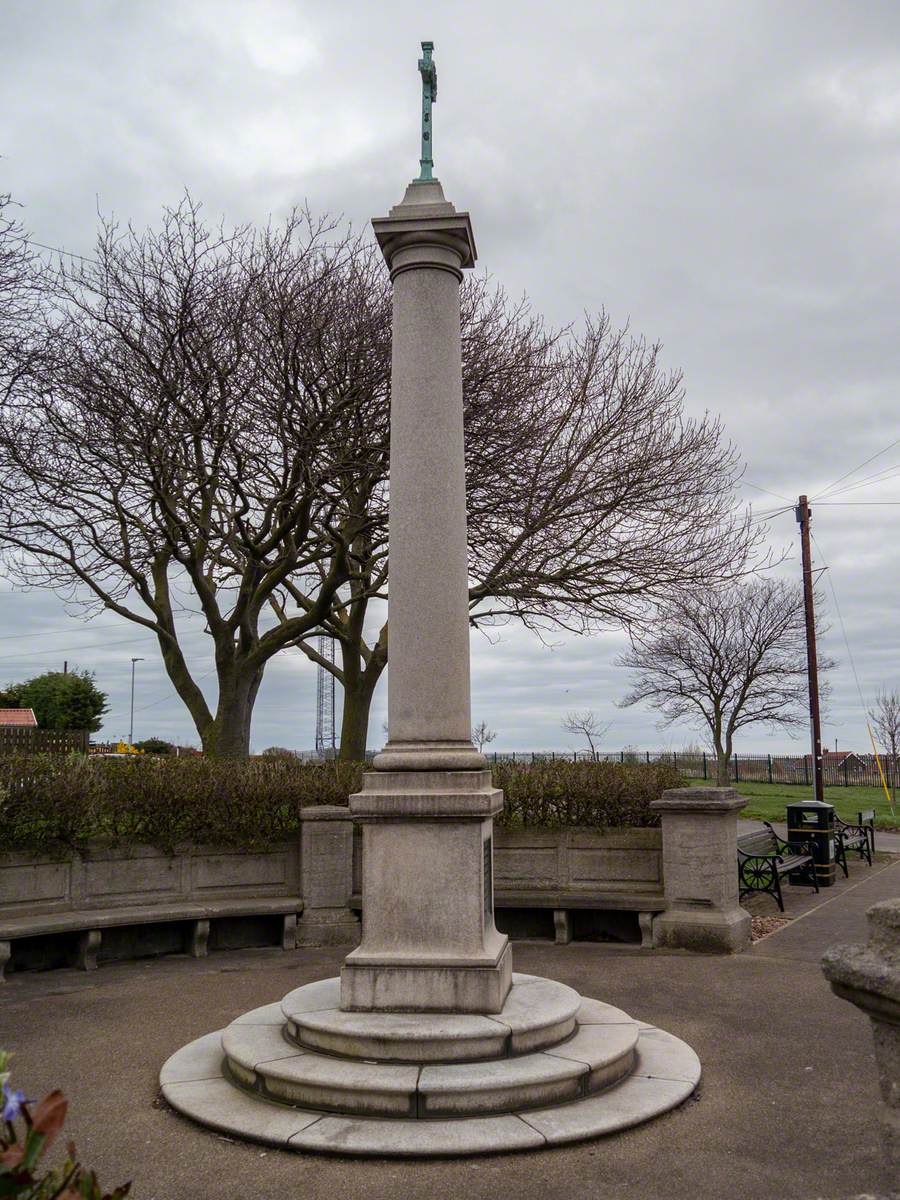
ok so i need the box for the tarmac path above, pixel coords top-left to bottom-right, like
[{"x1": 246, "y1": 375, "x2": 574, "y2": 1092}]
[{"x1": 0, "y1": 857, "x2": 896, "y2": 1200}]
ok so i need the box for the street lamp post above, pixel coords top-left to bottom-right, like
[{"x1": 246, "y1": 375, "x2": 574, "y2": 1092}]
[{"x1": 129, "y1": 657, "x2": 145, "y2": 748}]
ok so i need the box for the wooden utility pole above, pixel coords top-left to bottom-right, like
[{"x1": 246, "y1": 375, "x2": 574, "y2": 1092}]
[{"x1": 795, "y1": 495, "x2": 824, "y2": 803}]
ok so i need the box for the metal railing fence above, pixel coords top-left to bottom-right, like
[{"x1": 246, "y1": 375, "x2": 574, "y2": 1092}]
[{"x1": 486, "y1": 750, "x2": 898, "y2": 789}]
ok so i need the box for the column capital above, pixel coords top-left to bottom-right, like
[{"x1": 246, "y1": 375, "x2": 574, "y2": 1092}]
[{"x1": 373, "y1": 179, "x2": 476, "y2": 276}]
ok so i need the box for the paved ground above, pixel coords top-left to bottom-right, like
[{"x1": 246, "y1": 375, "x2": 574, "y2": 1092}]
[{"x1": 2, "y1": 857, "x2": 897, "y2": 1200}]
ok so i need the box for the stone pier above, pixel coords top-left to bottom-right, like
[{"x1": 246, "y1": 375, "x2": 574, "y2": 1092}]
[
  {"x1": 823, "y1": 899, "x2": 900, "y2": 1184},
  {"x1": 650, "y1": 786, "x2": 751, "y2": 953}
]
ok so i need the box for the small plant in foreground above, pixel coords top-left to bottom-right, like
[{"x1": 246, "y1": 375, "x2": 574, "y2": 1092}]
[{"x1": 0, "y1": 1051, "x2": 130, "y2": 1199}]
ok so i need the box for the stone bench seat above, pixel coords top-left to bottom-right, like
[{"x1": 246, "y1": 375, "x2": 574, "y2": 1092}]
[
  {"x1": 0, "y1": 896, "x2": 304, "y2": 979},
  {"x1": 348, "y1": 889, "x2": 665, "y2": 947},
  {"x1": 494, "y1": 889, "x2": 666, "y2": 912}
]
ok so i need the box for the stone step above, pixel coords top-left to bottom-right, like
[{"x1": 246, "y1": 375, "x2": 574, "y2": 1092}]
[
  {"x1": 161, "y1": 1012, "x2": 701, "y2": 1156},
  {"x1": 417, "y1": 1021, "x2": 638, "y2": 1116},
  {"x1": 281, "y1": 972, "x2": 581, "y2": 1063},
  {"x1": 221, "y1": 1010, "x2": 638, "y2": 1118}
]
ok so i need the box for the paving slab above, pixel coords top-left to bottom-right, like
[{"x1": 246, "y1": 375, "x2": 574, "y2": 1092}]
[
  {"x1": 288, "y1": 1111, "x2": 546, "y2": 1156},
  {"x1": 164, "y1": 1076, "x2": 325, "y2": 1145},
  {"x1": 258, "y1": 1052, "x2": 420, "y2": 1116},
  {"x1": 632, "y1": 1027, "x2": 703, "y2": 1084},
  {"x1": 221, "y1": 1022, "x2": 306, "y2": 1070},
  {"x1": 279, "y1": 976, "x2": 341, "y2": 1016},
  {"x1": 289, "y1": 1002, "x2": 508, "y2": 1062},
  {"x1": 543, "y1": 1021, "x2": 638, "y2": 1092},
  {"x1": 574, "y1": 997, "x2": 638, "y2": 1025},
  {"x1": 418, "y1": 1048, "x2": 586, "y2": 1116},
  {"x1": 159, "y1": 1030, "x2": 224, "y2": 1085},
  {"x1": 230, "y1": 1001, "x2": 285, "y2": 1025},
  {"x1": 518, "y1": 1072, "x2": 696, "y2": 1146},
  {"x1": 486, "y1": 973, "x2": 581, "y2": 1052}
]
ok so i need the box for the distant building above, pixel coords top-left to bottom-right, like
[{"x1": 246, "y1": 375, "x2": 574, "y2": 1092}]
[
  {"x1": 0, "y1": 708, "x2": 37, "y2": 727},
  {"x1": 806, "y1": 748, "x2": 869, "y2": 781}
]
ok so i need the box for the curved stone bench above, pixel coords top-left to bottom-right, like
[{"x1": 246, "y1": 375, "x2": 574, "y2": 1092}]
[{"x1": 0, "y1": 897, "x2": 304, "y2": 979}]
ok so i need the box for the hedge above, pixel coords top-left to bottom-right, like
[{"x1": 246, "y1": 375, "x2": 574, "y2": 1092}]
[
  {"x1": 0, "y1": 755, "x2": 362, "y2": 854},
  {"x1": 493, "y1": 760, "x2": 680, "y2": 830},
  {"x1": 0, "y1": 755, "x2": 679, "y2": 854}
]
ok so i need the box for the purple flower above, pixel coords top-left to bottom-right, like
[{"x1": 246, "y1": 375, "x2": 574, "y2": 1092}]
[{"x1": 2, "y1": 1082, "x2": 28, "y2": 1122}]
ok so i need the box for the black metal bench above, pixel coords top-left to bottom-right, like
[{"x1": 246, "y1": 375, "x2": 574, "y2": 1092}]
[
  {"x1": 834, "y1": 809, "x2": 875, "y2": 875},
  {"x1": 737, "y1": 822, "x2": 819, "y2": 912}
]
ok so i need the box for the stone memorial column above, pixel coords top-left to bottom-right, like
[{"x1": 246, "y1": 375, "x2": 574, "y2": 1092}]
[
  {"x1": 339, "y1": 177, "x2": 512, "y2": 1013},
  {"x1": 160, "y1": 47, "x2": 703, "y2": 1156}
]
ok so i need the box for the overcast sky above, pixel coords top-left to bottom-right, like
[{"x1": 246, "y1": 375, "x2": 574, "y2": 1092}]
[{"x1": 1, "y1": 0, "x2": 898, "y2": 754}]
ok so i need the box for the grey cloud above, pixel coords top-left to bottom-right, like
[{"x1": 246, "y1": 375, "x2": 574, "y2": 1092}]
[{"x1": 1, "y1": 0, "x2": 897, "y2": 754}]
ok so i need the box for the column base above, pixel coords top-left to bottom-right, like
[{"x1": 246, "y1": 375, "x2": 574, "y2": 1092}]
[{"x1": 341, "y1": 940, "x2": 512, "y2": 1013}]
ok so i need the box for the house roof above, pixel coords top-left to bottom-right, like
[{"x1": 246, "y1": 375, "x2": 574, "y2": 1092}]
[{"x1": 0, "y1": 708, "x2": 38, "y2": 727}]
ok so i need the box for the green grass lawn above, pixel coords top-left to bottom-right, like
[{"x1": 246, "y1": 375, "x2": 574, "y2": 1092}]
[{"x1": 692, "y1": 778, "x2": 898, "y2": 830}]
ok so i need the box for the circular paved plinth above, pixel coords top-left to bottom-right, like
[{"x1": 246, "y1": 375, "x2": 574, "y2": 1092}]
[{"x1": 160, "y1": 975, "x2": 701, "y2": 1157}]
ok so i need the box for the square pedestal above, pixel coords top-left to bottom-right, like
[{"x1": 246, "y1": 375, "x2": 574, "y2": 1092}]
[{"x1": 341, "y1": 769, "x2": 511, "y2": 1013}]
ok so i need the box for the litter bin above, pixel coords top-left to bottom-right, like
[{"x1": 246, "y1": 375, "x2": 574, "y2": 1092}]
[{"x1": 785, "y1": 800, "x2": 837, "y2": 888}]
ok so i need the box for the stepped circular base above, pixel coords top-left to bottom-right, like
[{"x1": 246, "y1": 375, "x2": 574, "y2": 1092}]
[
  {"x1": 282, "y1": 973, "x2": 581, "y2": 1062},
  {"x1": 161, "y1": 976, "x2": 701, "y2": 1157}
]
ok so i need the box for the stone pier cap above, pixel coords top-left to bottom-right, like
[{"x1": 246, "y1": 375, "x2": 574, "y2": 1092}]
[
  {"x1": 650, "y1": 786, "x2": 747, "y2": 815},
  {"x1": 822, "y1": 899, "x2": 900, "y2": 1021}
]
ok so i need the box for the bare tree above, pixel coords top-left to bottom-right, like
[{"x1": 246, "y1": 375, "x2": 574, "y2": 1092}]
[
  {"x1": 618, "y1": 579, "x2": 829, "y2": 784},
  {"x1": 869, "y1": 690, "x2": 899, "y2": 814},
  {"x1": 562, "y1": 711, "x2": 611, "y2": 760},
  {"x1": 0, "y1": 194, "x2": 39, "y2": 407},
  {"x1": 283, "y1": 285, "x2": 759, "y2": 759},
  {"x1": 0, "y1": 200, "x2": 386, "y2": 756},
  {"x1": 472, "y1": 720, "x2": 497, "y2": 752},
  {"x1": 0, "y1": 197, "x2": 759, "y2": 760}
]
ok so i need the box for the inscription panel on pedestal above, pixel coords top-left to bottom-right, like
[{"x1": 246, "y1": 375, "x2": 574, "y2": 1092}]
[{"x1": 483, "y1": 834, "x2": 493, "y2": 917}]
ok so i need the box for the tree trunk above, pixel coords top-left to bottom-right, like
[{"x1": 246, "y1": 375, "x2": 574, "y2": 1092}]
[
  {"x1": 337, "y1": 632, "x2": 387, "y2": 763},
  {"x1": 720, "y1": 748, "x2": 734, "y2": 787},
  {"x1": 200, "y1": 667, "x2": 263, "y2": 758},
  {"x1": 714, "y1": 744, "x2": 730, "y2": 785},
  {"x1": 338, "y1": 676, "x2": 378, "y2": 762}
]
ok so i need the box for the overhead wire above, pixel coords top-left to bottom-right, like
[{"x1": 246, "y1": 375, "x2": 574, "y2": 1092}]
[
  {"x1": 812, "y1": 530, "x2": 897, "y2": 810},
  {"x1": 815, "y1": 464, "x2": 900, "y2": 500},
  {"x1": 749, "y1": 503, "x2": 794, "y2": 525},
  {"x1": 813, "y1": 435, "x2": 900, "y2": 501},
  {"x1": 7, "y1": 231, "x2": 98, "y2": 264},
  {"x1": 0, "y1": 618, "x2": 130, "y2": 643},
  {"x1": 744, "y1": 481, "x2": 791, "y2": 503},
  {"x1": 103, "y1": 668, "x2": 218, "y2": 723},
  {"x1": 0, "y1": 634, "x2": 156, "y2": 664},
  {"x1": 809, "y1": 532, "x2": 867, "y2": 713}
]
